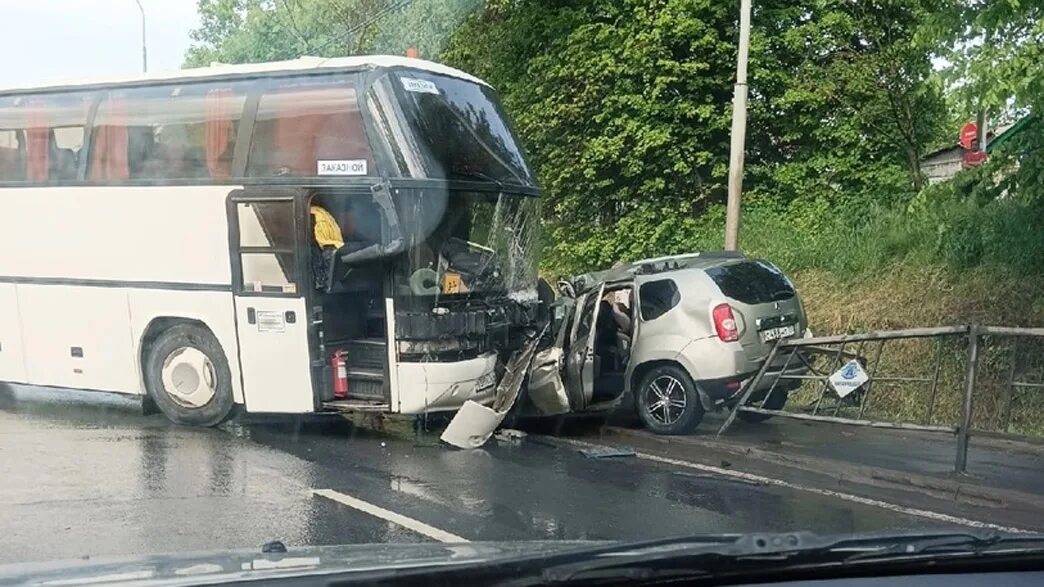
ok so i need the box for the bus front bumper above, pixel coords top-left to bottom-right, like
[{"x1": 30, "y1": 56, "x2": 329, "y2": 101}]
[{"x1": 395, "y1": 353, "x2": 498, "y2": 414}]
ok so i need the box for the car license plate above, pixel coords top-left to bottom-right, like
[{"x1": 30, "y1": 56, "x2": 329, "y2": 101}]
[{"x1": 760, "y1": 324, "x2": 796, "y2": 343}]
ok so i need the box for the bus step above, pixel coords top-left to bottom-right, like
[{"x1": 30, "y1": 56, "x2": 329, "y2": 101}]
[
  {"x1": 322, "y1": 399, "x2": 390, "y2": 412},
  {"x1": 344, "y1": 338, "x2": 386, "y2": 370},
  {"x1": 347, "y1": 368, "x2": 383, "y2": 382},
  {"x1": 348, "y1": 365, "x2": 386, "y2": 384},
  {"x1": 346, "y1": 367, "x2": 385, "y2": 399}
]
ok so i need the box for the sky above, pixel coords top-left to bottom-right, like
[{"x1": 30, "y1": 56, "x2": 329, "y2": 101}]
[{"x1": 0, "y1": 0, "x2": 201, "y2": 88}]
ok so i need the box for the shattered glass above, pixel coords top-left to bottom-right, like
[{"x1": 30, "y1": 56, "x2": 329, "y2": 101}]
[
  {"x1": 381, "y1": 188, "x2": 541, "y2": 362},
  {"x1": 390, "y1": 189, "x2": 539, "y2": 298}
]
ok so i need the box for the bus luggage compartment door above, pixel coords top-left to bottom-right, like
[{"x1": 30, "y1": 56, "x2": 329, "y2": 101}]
[{"x1": 230, "y1": 194, "x2": 314, "y2": 413}]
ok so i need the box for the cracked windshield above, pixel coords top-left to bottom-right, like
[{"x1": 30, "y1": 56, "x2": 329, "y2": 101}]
[{"x1": 1, "y1": 0, "x2": 1043, "y2": 584}]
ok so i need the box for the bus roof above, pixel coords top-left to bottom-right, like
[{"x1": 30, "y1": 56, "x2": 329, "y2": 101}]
[{"x1": 0, "y1": 55, "x2": 489, "y2": 95}]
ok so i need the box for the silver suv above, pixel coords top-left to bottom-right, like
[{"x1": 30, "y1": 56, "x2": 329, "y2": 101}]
[{"x1": 527, "y1": 252, "x2": 809, "y2": 434}]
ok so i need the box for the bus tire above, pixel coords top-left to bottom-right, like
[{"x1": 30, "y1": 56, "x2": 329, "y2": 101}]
[{"x1": 143, "y1": 323, "x2": 234, "y2": 427}]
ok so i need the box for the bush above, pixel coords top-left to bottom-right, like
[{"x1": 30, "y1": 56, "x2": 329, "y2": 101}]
[{"x1": 544, "y1": 166, "x2": 1044, "y2": 283}]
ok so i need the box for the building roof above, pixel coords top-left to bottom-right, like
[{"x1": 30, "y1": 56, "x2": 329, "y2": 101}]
[
  {"x1": 0, "y1": 55, "x2": 488, "y2": 95},
  {"x1": 919, "y1": 121, "x2": 1018, "y2": 162}
]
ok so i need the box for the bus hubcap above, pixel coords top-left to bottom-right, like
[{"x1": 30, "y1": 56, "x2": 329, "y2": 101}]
[
  {"x1": 645, "y1": 375, "x2": 686, "y2": 425},
  {"x1": 161, "y1": 347, "x2": 216, "y2": 408}
]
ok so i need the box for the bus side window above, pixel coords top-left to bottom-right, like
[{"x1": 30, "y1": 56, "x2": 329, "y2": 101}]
[
  {"x1": 246, "y1": 78, "x2": 373, "y2": 177},
  {"x1": 88, "y1": 84, "x2": 246, "y2": 182},
  {"x1": 236, "y1": 202, "x2": 298, "y2": 294},
  {"x1": 0, "y1": 93, "x2": 89, "y2": 183},
  {"x1": 50, "y1": 126, "x2": 84, "y2": 180},
  {"x1": 0, "y1": 128, "x2": 24, "y2": 182}
]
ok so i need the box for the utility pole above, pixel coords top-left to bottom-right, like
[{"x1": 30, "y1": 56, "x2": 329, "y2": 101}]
[
  {"x1": 134, "y1": 0, "x2": 148, "y2": 72},
  {"x1": 975, "y1": 108, "x2": 988, "y2": 152},
  {"x1": 724, "y1": 0, "x2": 752, "y2": 251},
  {"x1": 975, "y1": 31, "x2": 991, "y2": 153}
]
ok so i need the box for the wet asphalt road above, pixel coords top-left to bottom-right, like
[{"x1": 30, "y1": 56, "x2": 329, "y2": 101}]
[{"x1": 0, "y1": 385, "x2": 956, "y2": 565}]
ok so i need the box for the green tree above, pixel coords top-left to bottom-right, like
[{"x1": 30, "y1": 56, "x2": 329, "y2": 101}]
[
  {"x1": 749, "y1": 1, "x2": 949, "y2": 196},
  {"x1": 184, "y1": 0, "x2": 481, "y2": 67},
  {"x1": 930, "y1": 0, "x2": 1043, "y2": 204},
  {"x1": 931, "y1": 0, "x2": 1043, "y2": 115},
  {"x1": 441, "y1": 0, "x2": 948, "y2": 271},
  {"x1": 446, "y1": 0, "x2": 739, "y2": 270}
]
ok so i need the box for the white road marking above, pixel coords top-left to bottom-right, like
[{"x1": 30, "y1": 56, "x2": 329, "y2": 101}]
[
  {"x1": 549, "y1": 437, "x2": 1031, "y2": 535},
  {"x1": 313, "y1": 488, "x2": 469, "y2": 543}
]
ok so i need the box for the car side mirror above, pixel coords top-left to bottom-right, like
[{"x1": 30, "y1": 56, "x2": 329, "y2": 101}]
[{"x1": 557, "y1": 280, "x2": 576, "y2": 298}]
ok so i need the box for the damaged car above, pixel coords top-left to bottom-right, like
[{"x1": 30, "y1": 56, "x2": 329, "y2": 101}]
[{"x1": 525, "y1": 252, "x2": 810, "y2": 434}]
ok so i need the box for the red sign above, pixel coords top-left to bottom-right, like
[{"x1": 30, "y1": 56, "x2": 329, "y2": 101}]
[
  {"x1": 962, "y1": 149, "x2": 987, "y2": 168},
  {"x1": 960, "y1": 122, "x2": 978, "y2": 150}
]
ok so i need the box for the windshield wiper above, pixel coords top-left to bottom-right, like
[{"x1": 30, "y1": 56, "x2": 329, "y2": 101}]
[
  {"x1": 530, "y1": 531, "x2": 1044, "y2": 584},
  {"x1": 815, "y1": 531, "x2": 1044, "y2": 562},
  {"x1": 450, "y1": 168, "x2": 505, "y2": 188}
]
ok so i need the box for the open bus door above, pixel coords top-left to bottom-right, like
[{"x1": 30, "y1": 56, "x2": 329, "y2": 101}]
[{"x1": 228, "y1": 191, "x2": 314, "y2": 413}]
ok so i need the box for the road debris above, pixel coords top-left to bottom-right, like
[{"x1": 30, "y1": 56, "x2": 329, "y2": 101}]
[
  {"x1": 494, "y1": 428, "x2": 527, "y2": 443},
  {"x1": 579, "y1": 446, "x2": 636, "y2": 459},
  {"x1": 440, "y1": 329, "x2": 544, "y2": 449}
]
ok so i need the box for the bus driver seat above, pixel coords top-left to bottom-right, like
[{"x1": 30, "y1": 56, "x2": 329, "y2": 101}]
[
  {"x1": 310, "y1": 202, "x2": 376, "y2": 292},
  {"x1": 310, "y1": 203, "x2": 347, "y2": 291}
]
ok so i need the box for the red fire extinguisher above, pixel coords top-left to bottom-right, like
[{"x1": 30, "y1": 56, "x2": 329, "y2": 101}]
[{"x1": 331, "y1": 350, "x2": 348, "y2": 399}]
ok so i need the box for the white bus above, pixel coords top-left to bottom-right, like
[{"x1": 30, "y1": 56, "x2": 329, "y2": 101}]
[{"x1": 0, "y1": 56, "x2": 542, "y2": 426}]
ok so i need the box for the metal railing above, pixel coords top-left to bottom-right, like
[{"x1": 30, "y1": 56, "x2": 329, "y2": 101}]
[{"x1": 717, "y1": 325, "x2": 1044, "y2": 474}]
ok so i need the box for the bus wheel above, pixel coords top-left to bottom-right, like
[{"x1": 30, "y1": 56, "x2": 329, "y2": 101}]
[{"x1": 144, "y1": 324, "x2": 234, "y2": 427}]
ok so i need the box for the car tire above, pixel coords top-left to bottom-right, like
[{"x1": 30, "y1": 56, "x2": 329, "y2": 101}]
[
  {"x1": 635, "y1": 365, "x2": 703, "y2": 435},
  {"x1": 737, "y1": 387, "x2": 789, "y2": 423},
  {"x1": 143, "y1": 323, "x2": 235, "y2": 427}
]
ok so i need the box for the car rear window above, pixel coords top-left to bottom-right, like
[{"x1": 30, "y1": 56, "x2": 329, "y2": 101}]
[
  {"x1": 704, "y1": 261, "x2": 795, "y2": 305},
  {"x1": 639, "y1": 279, "x2": 680, "y2": 321}
]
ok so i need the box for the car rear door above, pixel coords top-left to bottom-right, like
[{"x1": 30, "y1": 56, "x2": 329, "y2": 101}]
[{"x1": 704, "y1": 260, "x2": 806, "y2": 365}]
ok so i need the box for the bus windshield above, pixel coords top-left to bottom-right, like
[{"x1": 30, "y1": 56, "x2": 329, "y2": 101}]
[
  {"x1": 366, "y1": 72, "x2": 536, "y2": 187},
  {"x1": 395, "y1": 189, "x2": 540, "y2": 300},
  {"x1": 390, "y1": 188, "x2": 541, "y2": 362}
]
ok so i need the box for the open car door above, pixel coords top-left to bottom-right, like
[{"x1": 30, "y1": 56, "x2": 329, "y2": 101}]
[
  {"x1": 527, "y1": 297, "x2": 575, "y2": 415},
  {"x1": 563, "y1": 283, "x2": 605, "y2": 412}
]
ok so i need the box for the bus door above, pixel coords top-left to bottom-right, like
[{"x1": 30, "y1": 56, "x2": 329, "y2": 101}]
[{"x1": 228, "y1": 191, "x2": 314, "y2": 413}]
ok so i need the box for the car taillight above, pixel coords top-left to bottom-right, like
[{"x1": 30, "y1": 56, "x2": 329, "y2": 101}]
[{"x1": 713, "y1": 303, "x2": 739, "y2": 342}]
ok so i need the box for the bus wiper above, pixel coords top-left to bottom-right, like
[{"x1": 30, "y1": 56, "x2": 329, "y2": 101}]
[
  {"x1": 449, "y1": 168, "x2": 504, "y2": 188},
  {"x1": 531, "y1": 531, "x2": 1044, "y2": 584}
]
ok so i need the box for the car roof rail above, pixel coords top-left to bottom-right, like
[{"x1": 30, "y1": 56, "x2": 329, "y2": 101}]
[{"x1": 631, "y1": 251, "x2": 746, "y2": 275}]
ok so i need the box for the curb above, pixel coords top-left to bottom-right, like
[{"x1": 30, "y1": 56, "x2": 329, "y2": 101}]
[{"x1": 601, "y1": 427, "x2": 1044, "y2": 512}]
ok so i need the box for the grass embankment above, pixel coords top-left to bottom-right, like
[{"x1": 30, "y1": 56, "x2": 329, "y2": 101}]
[
  {"x1": 787, "y1": 266, "x2": 1044, "y2": 436},
  {"x1": 546, "y1": 177, "x2": 1044, "y2": 435},
  {"x1": 713, "y1": 178, "x2": 1044, "y2": 436}
]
